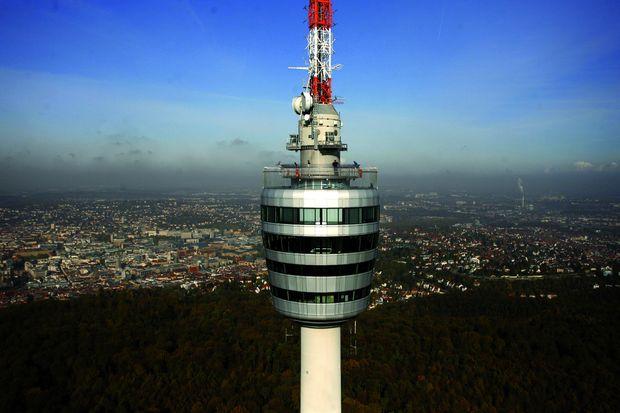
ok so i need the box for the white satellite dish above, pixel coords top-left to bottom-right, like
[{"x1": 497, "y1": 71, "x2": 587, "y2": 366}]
[{"x1": 292, "y1": 91, "x2": 314, "y2": 115}]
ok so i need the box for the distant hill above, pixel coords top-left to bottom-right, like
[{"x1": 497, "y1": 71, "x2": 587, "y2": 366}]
[{"x1": 1, "y1": 283, "x2": 618, "y2": 412}]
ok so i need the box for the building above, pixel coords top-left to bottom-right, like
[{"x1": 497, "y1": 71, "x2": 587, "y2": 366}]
[{"x1": 260, "y1": 1, "x2": 379, "y2": 411}]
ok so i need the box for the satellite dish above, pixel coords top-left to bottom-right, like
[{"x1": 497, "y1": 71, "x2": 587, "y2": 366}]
[
  {"x1": 301, "y1": 91, "x2": 313, "y2": 112},
  {"x1": 292, "y1": 92, "x2": 313, "y2": 115},
  {"x1": 292, "y1": 96, "x2": 303, "y2": 114}
]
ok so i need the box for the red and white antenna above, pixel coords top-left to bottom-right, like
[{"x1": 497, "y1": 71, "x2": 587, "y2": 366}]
[
  {"x1": 308, "y1": 0, "x2": 334, "y2": 104},
  {"x1": 289, "y1": 0, "x2": 339, "y2": 104}
]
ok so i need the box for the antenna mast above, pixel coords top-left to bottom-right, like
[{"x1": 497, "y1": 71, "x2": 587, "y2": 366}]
[{"x1": 307, "y1": 0, "x2": 334, "y2": 103}]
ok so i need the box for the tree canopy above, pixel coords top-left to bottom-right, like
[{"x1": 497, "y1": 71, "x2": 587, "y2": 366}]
[{"x1": 0, "y1": 281, "x2": 618, "y2": 412}]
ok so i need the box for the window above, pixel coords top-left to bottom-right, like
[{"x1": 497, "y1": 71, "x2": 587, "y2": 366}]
[
  {"x1": 262, "y1": 233, "x2": 378, "y2": 254},
  {"x1": 280, "y1": 207, "x2": 295, "y2": 224},
  {"x1": 362, "y1": 206, "x2": 378, "y2": 223},
  {"x1": 326, "y1": 208, "x2": 341, "y2": 224},
  {"x1": 343, "y1": 208, "x2": 360, "y2": 224},
  {"x1": 266, "y1": 259, "x2": 375, "y2": 276},
  {"x1": 270, "y1": 285, "x2": 371, "y2": 303},
  {"x1": 266, "y1": 206, "x2": 276, "y2": 222},
  {"x1": 261, "y1": 205, "x2": 379, "y2": 225},
  {"x1": 300, "y1": 208, "x2": 318, "y2": 224}
]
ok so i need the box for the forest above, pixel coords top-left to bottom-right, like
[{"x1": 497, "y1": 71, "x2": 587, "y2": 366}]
[{"x1": 0, "y1": 280, "x2": 618, "y2": 412}]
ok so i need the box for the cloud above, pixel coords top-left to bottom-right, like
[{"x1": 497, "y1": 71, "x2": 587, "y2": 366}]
[
  {"x1": 231, "y1": 138, "x2": 249, "y2": 146},
  {"x1": 597, "y1": 161, "x2": 618, "y2": 171},
  {"x1": 105, "y1": 133, "x2": 130, "y2": 147},
  {"x1": 100, "y1": 134, "x2": 156, "y2": 161},
  {"x1": 573, "y1": 160, "x2": 619, "y2": 172},
  {"x1": 217, "y1": 138, "x2": 249, "y2": 147},
  {"x1": 104, "y1": 133, "x2": 154, "y2": 147},
  {"x1": 573, "y1": 161, "x2": 594, "y2": 171}
]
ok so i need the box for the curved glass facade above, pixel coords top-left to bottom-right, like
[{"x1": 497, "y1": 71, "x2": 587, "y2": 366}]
[
  {"x1": 262, "y1": 233, "x2": 379, "y2": 254},
  {"x1": 271, "y1": 285, "x2": 371, "y2": 304},
  {"x1": 266, "y1": 258, "x2": 375, "y2": 276},
  {"x1": 261, "y1": 187, "x2": 379, "y2": 324},
  {"x1": 261, "y1": 205, "x2": 379, "y2": 225}
]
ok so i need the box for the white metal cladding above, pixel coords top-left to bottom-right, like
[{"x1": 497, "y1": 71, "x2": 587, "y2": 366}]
[
  {"x1": 262, "y1": 222, "x2": 379, "y2": 237},
  {"x1": 272, "y1": 296, "x2": 370, "y2": 322},
  {"x1": 264, "y1": 249, "x2": 377, "y2": 265},
  {"x1": 261, "y1": 188, "x2": 379, "y2": 208},
  {"x1": 268, "y1": 271, "x2": 373, "y2": 293}
]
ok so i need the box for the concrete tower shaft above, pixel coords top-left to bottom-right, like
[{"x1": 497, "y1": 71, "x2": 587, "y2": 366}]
[{"x1": 300, "y1": 326, "x2": 341, "y2": 412}]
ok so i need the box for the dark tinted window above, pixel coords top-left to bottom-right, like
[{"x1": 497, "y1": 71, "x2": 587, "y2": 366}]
[
  {"x1": 279, "y1": 207, "x2": 296, "y2": 224},
  {"x1": 262, "y1": 233, "x2": 379, "y2": 254},
  {"x1": 362, "y1": 205, "x2": 378, "y2": 223},
  {"x1": 343, "y1": 208, "x2": 360, "y2": 224},
  {"x1": 266, "y1": 259, "x2": 375, "y2": 276},
  {"x1": 270, "y1": 285, "x2": 371, "y2": 303},
  {"x1": 260, "y1": 206, "x2": 379, "y2": 225}
]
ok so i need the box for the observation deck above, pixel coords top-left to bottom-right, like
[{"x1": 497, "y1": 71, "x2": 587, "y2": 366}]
[
  {"x1": 261, "y1": 164, "x2": 379, "y2": 325},
  {"x1": 263, "y1": 165, "x2": 378, "y2": 190}
]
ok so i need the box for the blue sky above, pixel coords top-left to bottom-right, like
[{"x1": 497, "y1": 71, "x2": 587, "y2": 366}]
[{"x1": 0, "y1": 0, "x2": 619, "y2": 190}]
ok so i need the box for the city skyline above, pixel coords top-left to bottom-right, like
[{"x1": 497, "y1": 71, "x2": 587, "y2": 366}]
[{"x1": 1, "y1": 0, "x2": 619, "y2": 192}]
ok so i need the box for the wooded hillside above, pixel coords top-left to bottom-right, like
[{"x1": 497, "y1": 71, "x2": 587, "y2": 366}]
[{"x1": 1, "y1": 281, "x2": 618, "y2": 412}]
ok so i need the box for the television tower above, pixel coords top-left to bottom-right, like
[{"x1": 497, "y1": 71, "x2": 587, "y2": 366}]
[{"x1": 261, "y1": 1, "x2": 379, "y2": 411}]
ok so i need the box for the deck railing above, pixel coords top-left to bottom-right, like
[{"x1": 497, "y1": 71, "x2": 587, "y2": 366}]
[{"x1": 263, "y1": 166, "x2": 378, "y2": 189}]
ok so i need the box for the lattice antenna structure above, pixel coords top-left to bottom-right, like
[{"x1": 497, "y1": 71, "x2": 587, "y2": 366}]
[
  {"x1": 289, "y1": 0, "x2": 338, "y2": 104},
  {"x1": 307, "y1": 0, "x2": 334, "y2": 103}
]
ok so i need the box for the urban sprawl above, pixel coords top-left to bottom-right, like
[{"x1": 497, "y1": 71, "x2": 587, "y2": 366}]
[{"x1": 1, "y1": 191, "x2": 618, "y2": 308}]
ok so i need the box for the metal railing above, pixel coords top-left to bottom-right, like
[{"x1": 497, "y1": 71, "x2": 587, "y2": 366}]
[
  {"x1": 263, "y1": 166, "x2": 378, "y2": 189},
  {"x1": 286, "y1": 134, "x2": 300, "y2": 150},
  {"x1": 286, "y1": 134, "x2": 348, "y2": 151}
]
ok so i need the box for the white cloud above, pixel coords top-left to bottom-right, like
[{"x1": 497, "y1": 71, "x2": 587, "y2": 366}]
[
  {"x1": 597, "y1": 161, "x2": 618, "y2": 171},
  {"x1": 573, "y1": 161, "x2": 594, "y2": 170}
]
